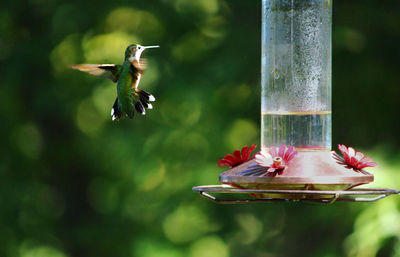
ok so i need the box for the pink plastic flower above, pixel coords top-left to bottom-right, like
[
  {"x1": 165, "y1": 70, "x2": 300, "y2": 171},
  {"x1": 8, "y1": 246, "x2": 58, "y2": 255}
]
[
  {"x1": 217, "y1": 144, "x2": 257, "y2": 168},
  {"x1": 332, "y1": 144, "x2": 378, "y2": 171},
  {"x1": 255, "y1": 145, "x2": 298, "y2": 174}
]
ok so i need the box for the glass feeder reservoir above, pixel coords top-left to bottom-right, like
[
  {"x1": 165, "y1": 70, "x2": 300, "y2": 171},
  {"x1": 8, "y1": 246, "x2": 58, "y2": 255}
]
[{"x1": 261, "y1": 0, "x2": 331, "y2": 151}]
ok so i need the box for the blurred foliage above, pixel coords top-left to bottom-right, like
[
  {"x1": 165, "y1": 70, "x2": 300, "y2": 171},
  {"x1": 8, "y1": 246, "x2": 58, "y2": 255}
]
[{"x1": 0, "y1": 0, "x2": 400, "y2": 257}]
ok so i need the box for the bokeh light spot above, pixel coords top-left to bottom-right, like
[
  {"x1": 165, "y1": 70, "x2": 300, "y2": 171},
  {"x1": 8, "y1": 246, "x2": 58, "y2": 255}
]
[
  {"x1": 163, "y1": 205, "x2": 212, "y2": 243},
  {"x1": 143, "y1": 132, "x2": 165, "y2": 156},
  {"x1": 105, "y1": 8, "x2": 164, "y2": 41},
  {"x1": 19, "y1": 245, "x2": 68, "y2": 257},
  {"x1": 225, "y1": 119, "x2": 258, "y2": 149},
  {"x1": 234, "y1": 213, "x2": 263, "y2": 245},
  {"x1": 76, "y1": 98, "x2": 106, "y2": 136},
  {"x1": 133, "y1": 238, "x2": 184, "y2": 257},
  {"x1": 200, "y1": 16, "x2": 228, "y2": 39},
  {"x1": 134, "y1": 161, "x2": 166, "y2": 192},
  {"x1": 174, "y1": 0, "x2": 219, "y2": 17},
  {"x1": 189, "y1": 236, "x2": 229, "y2": 257},
  {"x1": 50, "y1": 34, "x2": 81, "y2": 74},
  {"x1": 192, "y1": 164, "x2": 221, "y2": 185},
  {"x1": 335, "y1": 27, "x2": 366, "y2": 53},
  {"x1": 91, "y1": 81, "x2": 116, "y2": 116},
  {"x1": 344, "y1": 166, "x2": 400, "y2": 257},
  {"x1": 14, "y1": 123, "x2": 43, "y2": 159},
  {"x1": 83, "y1": 32, "x2": 139, "y2": 63},
  {"x1": 172, "y1": 32, "x2": 220, "y2": 62}
]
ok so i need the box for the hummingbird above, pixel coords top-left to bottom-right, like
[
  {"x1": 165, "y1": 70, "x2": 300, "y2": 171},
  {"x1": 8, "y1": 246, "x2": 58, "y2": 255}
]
[{"x1": 71, "y1": 44, "x2": 159, "y2": 121}]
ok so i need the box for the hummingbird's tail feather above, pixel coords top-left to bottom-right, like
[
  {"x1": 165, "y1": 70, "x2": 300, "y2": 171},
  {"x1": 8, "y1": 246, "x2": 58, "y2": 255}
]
[
  {"x1": 137, "y1": 88, "x2": 154, "y2": 99},
  {"x1": 113, "y1": 90, "x2": 155, "y2": 120},
  {"x1": 135, "y1": 102, "x2": 146, "y2": 115},
  {"x1": 133, "y1": 89, "x2": 156, "y2": 115},
  {"x1": 111, "y1": 97, "x2": 123, "y2": 121}
]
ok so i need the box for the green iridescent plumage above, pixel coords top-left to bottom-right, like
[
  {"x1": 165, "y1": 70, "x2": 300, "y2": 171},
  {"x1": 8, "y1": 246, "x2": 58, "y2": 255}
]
[{"x1": 71, "y1": 44, "x2": 159, "y2": 120}]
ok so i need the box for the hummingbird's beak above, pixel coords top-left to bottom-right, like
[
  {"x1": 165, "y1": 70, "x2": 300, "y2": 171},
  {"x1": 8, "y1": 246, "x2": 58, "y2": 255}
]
[{"x1": 143, "y1": 45, "x2": 160, "y2": 50}]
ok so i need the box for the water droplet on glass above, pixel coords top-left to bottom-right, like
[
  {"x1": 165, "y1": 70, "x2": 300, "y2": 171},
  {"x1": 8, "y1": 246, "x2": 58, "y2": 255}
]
[{"x1": 274, "y1": 70, "x2": 280, "y2": 79}]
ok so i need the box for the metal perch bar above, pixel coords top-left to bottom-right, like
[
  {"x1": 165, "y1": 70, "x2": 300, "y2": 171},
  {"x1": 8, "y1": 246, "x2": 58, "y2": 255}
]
[{"x1": 192, "y1": 185, "x2": 400, "y2": 204}]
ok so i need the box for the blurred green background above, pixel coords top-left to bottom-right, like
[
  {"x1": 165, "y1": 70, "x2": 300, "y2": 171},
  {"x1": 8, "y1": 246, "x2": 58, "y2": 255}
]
[{"x1": 1, "y1": 0, "x2": 400, "y2": 256}]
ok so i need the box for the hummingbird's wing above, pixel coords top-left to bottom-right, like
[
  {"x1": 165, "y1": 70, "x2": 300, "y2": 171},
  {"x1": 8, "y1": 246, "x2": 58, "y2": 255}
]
[
  {"x1": 132, "y1": 58, "x2": 148, "y2": 71},
  {"x1": 71, "y1": 64, "x2": 122, "y2": 82}
]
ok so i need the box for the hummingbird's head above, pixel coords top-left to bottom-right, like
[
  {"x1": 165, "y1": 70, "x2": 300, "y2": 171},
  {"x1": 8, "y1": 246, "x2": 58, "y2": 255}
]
[{"x1": 125, "y1": 44, "x2": 159, "y2": 62}]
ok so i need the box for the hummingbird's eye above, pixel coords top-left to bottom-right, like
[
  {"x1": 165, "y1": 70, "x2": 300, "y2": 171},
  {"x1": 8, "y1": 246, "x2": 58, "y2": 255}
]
[{"x1": 137, "y1": 46, "x2": 141, "y2": 50}]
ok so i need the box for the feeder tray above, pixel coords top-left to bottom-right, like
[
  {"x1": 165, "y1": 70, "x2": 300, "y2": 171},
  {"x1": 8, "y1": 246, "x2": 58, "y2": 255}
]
[
  {"x1": 192, "y1": 152, "x2": 391, "y2": 204},
  {"x1": 192, "y1": 185, "x2": 400, "y2": 204},
  {"x1": 219, "y1": 152, "x2": 374, "y2": 199}
]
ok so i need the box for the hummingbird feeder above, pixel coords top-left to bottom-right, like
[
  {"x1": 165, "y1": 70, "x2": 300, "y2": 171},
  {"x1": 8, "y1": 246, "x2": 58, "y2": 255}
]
[{"x1": 193, "y1": 0, "x2": 400, "y2": 203}]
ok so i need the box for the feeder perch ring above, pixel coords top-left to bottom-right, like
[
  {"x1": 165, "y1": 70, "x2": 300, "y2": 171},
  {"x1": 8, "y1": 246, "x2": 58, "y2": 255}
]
[{"x1": 192, "y1": 185, "x2": 400, "y2": 204}]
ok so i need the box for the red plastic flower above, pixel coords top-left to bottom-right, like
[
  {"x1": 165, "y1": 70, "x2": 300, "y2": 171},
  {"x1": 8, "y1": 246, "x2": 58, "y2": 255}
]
[
  {"x1": 332, "y1": 144, "x2": 378, "y2": 171},
  {"x1": 217, "y1": 144, "x2": 257, "y2": 168},
  {"x1": 255, "y1": 145, "x2": 298, "y2": 174}
]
